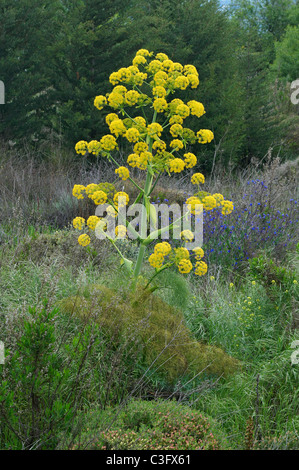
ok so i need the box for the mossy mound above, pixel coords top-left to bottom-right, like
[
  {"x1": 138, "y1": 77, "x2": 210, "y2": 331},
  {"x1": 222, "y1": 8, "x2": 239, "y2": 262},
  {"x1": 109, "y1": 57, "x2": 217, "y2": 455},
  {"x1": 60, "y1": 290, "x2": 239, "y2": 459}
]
[
  {"x1": 15, "y1": 230, "x2": 113, "y2": 269},
  {"x1": 58, "y1": 284, "x2": 240, "y2": 383}
]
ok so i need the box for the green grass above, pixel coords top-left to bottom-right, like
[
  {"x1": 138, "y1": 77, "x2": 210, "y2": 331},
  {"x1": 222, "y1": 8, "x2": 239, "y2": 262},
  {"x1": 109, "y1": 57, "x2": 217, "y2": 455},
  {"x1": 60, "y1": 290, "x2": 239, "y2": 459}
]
[{"x1": 0, "y1": 155, "x2": 298, "y2": 449}]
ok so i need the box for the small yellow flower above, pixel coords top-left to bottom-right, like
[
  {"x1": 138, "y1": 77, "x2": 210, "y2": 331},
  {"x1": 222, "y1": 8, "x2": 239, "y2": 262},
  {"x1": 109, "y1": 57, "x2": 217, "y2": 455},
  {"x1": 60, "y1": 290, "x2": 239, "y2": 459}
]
[
  {"x1": 252, "y1": 281, "x2": 256, "y2": 286},
  {"x1": 75, "y1": 141, "x2": 88, "y2": 155},
  {"x1": 148, "y1": 252, "x2": 164, "y2": 269},
  {"x1": 132, "y1": 55, "x2": 147, "y2": 66},
  {"x1": 105, "y1": 113, "x2": 119, "y2": 125},
  {"x1": 115, "y1": 225, "x2": 127, "y2": 238},
  {"x1": 72, "y1": 184, "x2": 85, "y2": 200},
  {"x1": 152, "y1": 85, "x2": 167, "y2": 98},
  {"x1": 87, "y1": 216, "x2": 101, "y2": 231},
  {"x1": 73, "y1": 217, "x2": 85, "y2": 230},
  {"x1": 187, "y1": 100, "x2": 205, "y2": 117},
  {"x1": 194, "y1": 261, "x2": 208, "y2": 276},
  {"x1": 184, "y1": 153, "x2": 197, "y2": 169},
  {"x1": 109, "y1": 119, "x2": 127, "y2": 137},
  {"x1": 114, "y1": 191, "x2": 129, "y2": 207},
  {"x1": 154, "y1": 242, "x2": 172, "y2": 256},
  {"x1": 147, "y1": 122, "x2": 163, "y2": 138},
  {"x1": 229, "y1": 283, "x2": 234, "y2": 288},
  {"x1": 169, "y1": 139, "x2": 184, "y2": 151},
  {"x1": 180, "y1": 230, "x2": 194, "y2": 242},
  {"x1": 85, "y1": 184, "x2": 99, "y2": 197},
  {"x1": 174, "y1": 75, "x2": 189, "y2": 90},
  {"x1": 134, "y1": 142, "x2": 148, "y2": 154},
  {"x1": 174, "y1": 247, "x2": 190, "y2": 263},
  {"x1": 193, "y1": 247, "x2": 204, "y2": 260},
  {"x1": 125, "y1": 90, "x2": 140, "y2": 106},
  {"x1": 197, "y1": 129, "x2": 214, "y2": 144},
  {"x1": 170, "y1": 124, "x2": 183, "y2": 138},
  {"x1": 191, "y1": 173, "x2": 205, "y2": 185},
  {"x1": 178, "y1": 259, "x2": 193, "y2": 274},
  {"x1": 221, "y1": 200, "x2": 234, "y2": 215},
  {"x1": 100, "y1": 134, "x2": 117, "y2": 152},
  {"x1": 106, "y1": 205, "x2": 117, "y2": 218},
  {"x1": 78, "y1": 234, "x2": 91, "y2": 247},
  {"x1": 91, "y1": 190, "x2": 107, "y2": 205},
  {"x1": 153, "y1": 98, "x2": 168, "y2": 113},
  {"x1": 127, "y1": 153, "x2": 139, "y2": 167},
  {"x1": 210, "y1": 276, "x2": 215, "y2": 281},
  {"x1": 186, "y1": 196, "x2": 202, "y2": 215},
  {"x1": 202, "y1": 196, "x2": 217, "y2": 211},
  {"x1": 176, "y1": 103, "x2": 190, "y2": 118},
  {"x1": 213, "y1": 193, "x2": 224, "y2": 206},
  {"x1": 186, "y1": 73, "x2": 199, "y2": 88},
  {"x1": 94, "y1": 95, "x2": 107, "y2": 110},
  {"x1": 88, "y1": 140, "x2": 102, "y2": 155},
  {"x1": 115, "y1": 166, "x2": 130, "y2": 181},
  {"x1": 293, "y1": 280, "x2": 298, "y2": 285},
  {"x1": 125, "y1": 127, "x2": 140, "y2": 142},
  {"x1": 168, "y1": 158, "x2": 185, "y2": 173}
]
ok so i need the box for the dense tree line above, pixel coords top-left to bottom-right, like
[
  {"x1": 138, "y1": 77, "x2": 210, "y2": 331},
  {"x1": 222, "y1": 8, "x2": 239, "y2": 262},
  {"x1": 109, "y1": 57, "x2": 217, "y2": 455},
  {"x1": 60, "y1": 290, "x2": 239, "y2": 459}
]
[{"x1": 0, "y1": 0, "x2": 298, "y2": 170}]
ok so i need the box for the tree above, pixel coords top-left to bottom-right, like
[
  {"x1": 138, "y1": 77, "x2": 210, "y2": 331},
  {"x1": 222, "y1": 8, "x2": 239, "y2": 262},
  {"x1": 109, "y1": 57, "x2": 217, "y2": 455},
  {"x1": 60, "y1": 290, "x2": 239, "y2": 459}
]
[{"x1": 0, "y1": 0, "x2": 72, "y2": 141}]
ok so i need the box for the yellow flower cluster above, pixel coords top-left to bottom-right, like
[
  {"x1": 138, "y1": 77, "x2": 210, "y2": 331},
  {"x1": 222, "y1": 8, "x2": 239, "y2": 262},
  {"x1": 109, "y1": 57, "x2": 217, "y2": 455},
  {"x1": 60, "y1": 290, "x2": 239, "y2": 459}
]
[
  {"x1": 115, "y1": 225, "x2": 127, "y2": 238},
  {"x1": 100, "y1": 135, "x2": 117, "y2": 151},
  {"x1": 188, "y1": 100, "x2": 205, "y2": 118},
  {"x1": 88, "y1": 140, "x2": 102, "y2": 155},
  {"x1": 213, "y1": 193, "x2": 224, "y2": 206},
  {"x1": 170, "y1": 123, "x2": 183, "y2": 138},
  {"x1": 221, "y1": 200, "x2": 234, "y2": 215},
  {"x1": 148, "y1": 242, "x2": 172, "y2": 269},
  {"x1": 153, "y1": 98, "x2": 168, "y2": 113},
  {"x1": 75, "y1": 141, "x2": 88, "y2": 155},
  {"x1": 197, "y1": 129, "x2": 214, "y2": 144},
  {"x1": 191, "y1": 173, "x2": 205, "y2": 185},
  {"x1": 94, "y1": 95, "x2": 107, "y2": 110},
  {"x1": 115, "y1": 166, "x2": 130, "y2": 180},
  {"x1": 173, "y1": 247, "x2": 190, "y2": 263},
  {"x1": 87, "y1": 216, "x2": 101, "y2": 231},
  {"x1": 178, "y1": 259, "x2": 193, "y2": 274},
  {"x1": 180, "y1": 230, "x2": 194, "y2": 242},
  {"x1": 184, "y1": 153, "x2": 197, "y2": 169},
  {"x1": 168, "y1": 158, "x2": 185, "y2": 173},
  {"x1": 90, "y1": 190, "x2": 107, "y2": 205},
  {"x1": 193, "y1": 247, "x2": 204, "y2": 260},
  {"x1": 169, "y1": 139, "x2": 184, "y2": 150},
  {"x1": 194, "y1": 261, "x2": 208, "y2": 276},
  {"x1": 154, "y1": 241, "x2": 172, "y2": 256},
  {"x1": 109, "y1": 119, "x2": 127, "y2": 137},
  {"x1": 148, "y1": 252, "x2": 165, "y2": 269},
  {"x1": 72, "y1": 184, "x2": 85, "y2": 199},
  {"x1": 186, "y1": 196, "x2": 202, "y2": 215},
  {"x1": 73, "y1": 217, "x2": 85, "y2": 230},
  {"x1": 147, "y1": 122, "x2": 163, "y2": 138},
  {"x1": 78, "y1": 234, "x2": 91, "y2": 247},
  {"x1": 202, "y1": 195, "x2": 217, "y2": 211},
  {"x1": 113, "y1": 191, "x2": 129, "y2": 207}
]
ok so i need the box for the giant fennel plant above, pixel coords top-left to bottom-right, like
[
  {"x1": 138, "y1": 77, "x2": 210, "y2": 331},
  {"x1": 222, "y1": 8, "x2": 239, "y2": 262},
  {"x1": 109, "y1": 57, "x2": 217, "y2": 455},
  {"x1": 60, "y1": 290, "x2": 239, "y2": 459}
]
[{"x1": 72, "y1": 49, "x2": 234, "y2": 289}]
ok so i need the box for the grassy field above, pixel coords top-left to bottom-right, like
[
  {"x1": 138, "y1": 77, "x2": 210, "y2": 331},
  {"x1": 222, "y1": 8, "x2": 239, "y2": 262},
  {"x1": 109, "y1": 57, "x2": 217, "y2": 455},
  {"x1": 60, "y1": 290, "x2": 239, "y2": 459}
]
[{"x1": 0, "y1": 146, "x2": 298, "y2": 450}]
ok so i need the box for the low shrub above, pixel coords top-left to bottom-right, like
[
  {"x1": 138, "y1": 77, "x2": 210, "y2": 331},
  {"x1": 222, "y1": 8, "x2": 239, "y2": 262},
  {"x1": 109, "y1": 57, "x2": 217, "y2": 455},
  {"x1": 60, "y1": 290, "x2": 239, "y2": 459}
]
[
  {"x1": 71, "y1": 399, "x2": 226, "y2": 450},
  {"x1": 58, "y1": 283, "x2": 240, "y2": 384}
]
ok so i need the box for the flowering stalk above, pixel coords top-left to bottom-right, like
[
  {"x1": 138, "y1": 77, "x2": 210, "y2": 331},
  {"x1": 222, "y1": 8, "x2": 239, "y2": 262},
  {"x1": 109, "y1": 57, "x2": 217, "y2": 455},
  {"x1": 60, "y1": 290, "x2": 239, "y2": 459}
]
[{"x1": 72, "y1": 49, "x2": 235, "y2": 289}]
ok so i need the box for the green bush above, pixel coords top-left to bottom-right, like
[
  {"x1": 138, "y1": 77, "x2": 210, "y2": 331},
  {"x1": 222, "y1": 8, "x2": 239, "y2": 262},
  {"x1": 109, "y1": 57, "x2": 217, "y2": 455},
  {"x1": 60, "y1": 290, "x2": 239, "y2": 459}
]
[
  {"x1": 71, "y1": 399, "x2": 226, "y2": 450},
  {"x1": 0, "y1": 300, "x2": 146, "y2": 449},
  {"x1": 59, "y1": 283, "x2": 240, "y2": 384}
]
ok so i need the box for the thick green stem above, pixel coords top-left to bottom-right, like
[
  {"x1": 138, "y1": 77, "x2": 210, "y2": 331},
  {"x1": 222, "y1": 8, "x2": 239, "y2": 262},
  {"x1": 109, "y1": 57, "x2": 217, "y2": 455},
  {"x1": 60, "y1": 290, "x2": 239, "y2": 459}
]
[{"x1": 131, "y1": 110, "x2": 157, "y2": 288}]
